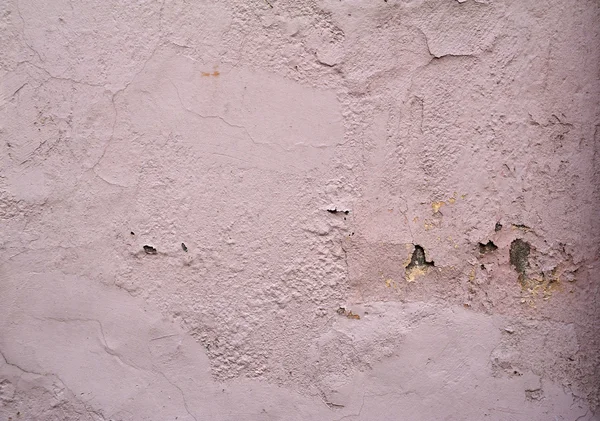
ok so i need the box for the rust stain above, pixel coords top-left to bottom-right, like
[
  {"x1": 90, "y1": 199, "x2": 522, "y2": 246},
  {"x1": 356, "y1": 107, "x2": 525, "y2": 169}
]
[
  {"x1": 337, "y1": 307, "x2": 361, "y2": 320},
  {"x1": 201, "y1": 69, "x2": 220, "y2": 77}
]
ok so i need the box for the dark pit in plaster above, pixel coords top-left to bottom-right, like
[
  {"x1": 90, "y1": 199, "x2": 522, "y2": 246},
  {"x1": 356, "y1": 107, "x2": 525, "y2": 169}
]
[
  {"x1": 509, "y1": 239, "x2": 530, "y2": 278},
  {"x1": 479, "y1": 241, "x2": 498, "y2": 254},
  {"x1": 143, "y1": 245, "x2": 158, "y2": 255},
  {"x1": 327, "y1": 208, "x2": 349, "y2": 215},
  {"x1": 406, "y1": 245, "x2": 435, "y2": 270}
]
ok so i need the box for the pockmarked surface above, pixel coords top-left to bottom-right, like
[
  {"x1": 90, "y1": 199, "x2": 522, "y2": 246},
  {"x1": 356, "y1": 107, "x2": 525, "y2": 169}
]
[{"x1": 1, "y1": 0, "x2": 599, "y2": 419}]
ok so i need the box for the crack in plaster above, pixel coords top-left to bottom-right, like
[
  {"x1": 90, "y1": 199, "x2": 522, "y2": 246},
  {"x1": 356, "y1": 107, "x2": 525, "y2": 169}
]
[{"x1": 0, "y1": 346, "x2": 107, "y2": 420}]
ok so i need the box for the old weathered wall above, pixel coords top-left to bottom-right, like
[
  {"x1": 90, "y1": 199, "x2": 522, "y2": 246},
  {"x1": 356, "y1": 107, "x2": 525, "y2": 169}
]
[{"x1": 1, "y1": 0, "x2": 599, "y2": 419}]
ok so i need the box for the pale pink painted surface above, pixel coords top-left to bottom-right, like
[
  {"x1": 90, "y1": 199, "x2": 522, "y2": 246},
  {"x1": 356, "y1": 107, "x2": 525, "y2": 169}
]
[{"x1": 1, "y1": 0, "x2": 599, "y2": 420}]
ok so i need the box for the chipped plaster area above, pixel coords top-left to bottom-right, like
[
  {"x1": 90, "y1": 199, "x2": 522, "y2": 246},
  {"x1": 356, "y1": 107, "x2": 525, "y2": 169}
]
[{"x1": 1, "y1": 0, "x2": 599, "y2": 420}]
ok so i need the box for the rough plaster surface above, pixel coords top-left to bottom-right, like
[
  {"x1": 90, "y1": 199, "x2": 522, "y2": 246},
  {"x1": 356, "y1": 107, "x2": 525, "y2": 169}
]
[{"x1": 1, "y1": 0, "x2": 599, "y2": 420}]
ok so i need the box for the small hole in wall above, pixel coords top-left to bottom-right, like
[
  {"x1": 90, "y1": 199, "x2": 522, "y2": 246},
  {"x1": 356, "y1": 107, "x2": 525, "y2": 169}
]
[
  {"x1": 406, "y1": 245, "x2": 434, "y2": 271},
  {"x1": 479, "y1": 241, "x2": 498, "y2": 254},
  {"x1": 495, "y1": 222, "x2": 502, "y2": 232},
  {"x1": 143, "y1": 245, "x2": 157, "y2": 255},
  {"x1": 327, "y1": 208, "x2": 350, "y2": 215}
]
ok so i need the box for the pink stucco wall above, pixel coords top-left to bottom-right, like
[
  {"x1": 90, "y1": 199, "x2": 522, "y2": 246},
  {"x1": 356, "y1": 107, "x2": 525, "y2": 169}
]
[{"x1": 1, "y1": 0, "x2": 599, "y2": 419}]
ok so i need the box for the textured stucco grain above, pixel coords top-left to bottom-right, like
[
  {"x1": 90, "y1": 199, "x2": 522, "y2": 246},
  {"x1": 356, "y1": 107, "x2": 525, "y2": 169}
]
[{"x1": 1, "y1": 0, "x2": 599, "y2": 420}]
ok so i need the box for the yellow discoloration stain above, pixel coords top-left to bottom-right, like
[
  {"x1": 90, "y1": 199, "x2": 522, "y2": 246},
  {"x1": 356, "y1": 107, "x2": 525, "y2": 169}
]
[
  {"x1": 430, "y1": 193, "x2": 466, "y2": 215},
  {"x1": 424, "y1": 221, "x2": 436, "y2": 231},
  {"x1": 346, "y1": 311, "x2": 360, "y2": 320},
  {"x1": 511, "y1": 224, "x2": 532, "y2": 232},
  {"x1": 384, "y1": 278, "x2": 398, "y2": 289},
  {"x1": 520, "y1": 297, "x2": 537, "y2": 308},
  {"x1": 519, "y1": 267, "x2": 563, "y2": 302},
  {"x1": 201, "y1": 69, "x2": 220, "y2": 77},
  {"x1": 468, "y1": 268, "x2": 476, "y2": 282},
  {"x1": 406, "y1": 266, "x2": 427, "y2": 282},
  {"x1": 432, "y1": 201, "x2": 445, "y2": 213},
  {"x1": 402, "y1": 246, "x2": 413, "y2": 267}
]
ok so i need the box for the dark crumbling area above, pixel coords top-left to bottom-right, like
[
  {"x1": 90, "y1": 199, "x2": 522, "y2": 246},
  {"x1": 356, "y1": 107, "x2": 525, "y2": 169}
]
[
  {"x1": 406, "y1": 245, "x2": 435, "y2": 271},
  {"x1": 510, "y1": 239, "x2": 531, "y2": 281}
]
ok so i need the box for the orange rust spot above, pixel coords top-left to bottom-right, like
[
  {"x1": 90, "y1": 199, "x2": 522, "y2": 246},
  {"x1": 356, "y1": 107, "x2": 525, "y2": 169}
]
[
  {"x1": 201, "y1": 72, "x2": 211, "y2": 77},
  {"x1": 346, "y1": 311, "x2": 360, "y2": 320},
  {"x1": 212, "y1": 71, "x2": 220, "y2": 76},
  {"x1": 336, "y1": 307, "x2": 361, "y2": 320}
]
